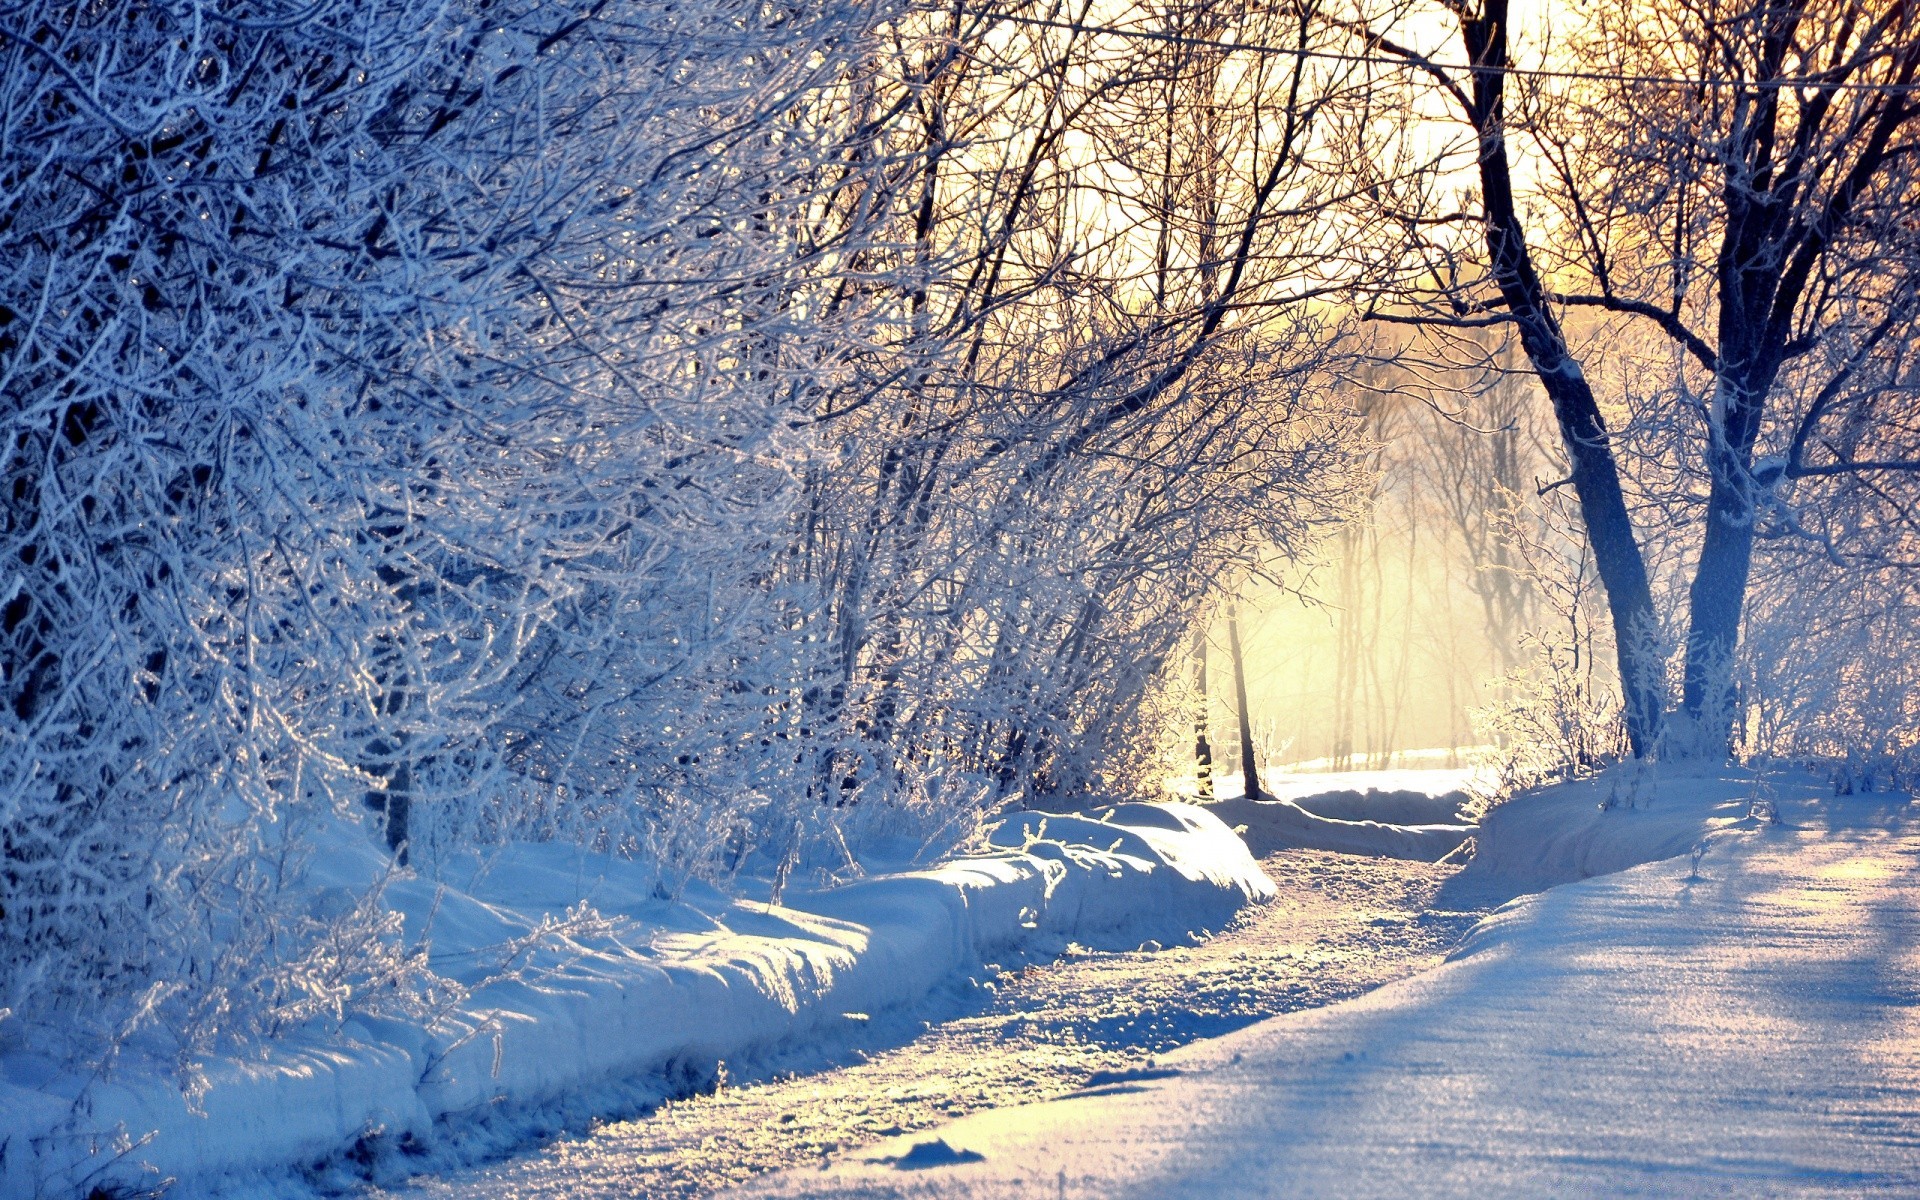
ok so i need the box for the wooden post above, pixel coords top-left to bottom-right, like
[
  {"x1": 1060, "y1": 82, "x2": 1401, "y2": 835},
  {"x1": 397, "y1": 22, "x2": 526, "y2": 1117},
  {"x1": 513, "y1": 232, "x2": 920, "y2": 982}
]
[
  {"x1": 1228, "y1": 605, "x2": 1261, "y2": 800},
  {"x1": 1195, "y1": 634, "x2": 1214, "y2": 797}
]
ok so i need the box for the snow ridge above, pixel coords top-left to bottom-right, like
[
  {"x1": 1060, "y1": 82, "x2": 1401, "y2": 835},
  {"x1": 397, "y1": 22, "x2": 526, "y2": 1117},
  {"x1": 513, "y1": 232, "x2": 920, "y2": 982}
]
[{"x1": 0, "y1": 803, "x2": 1270, "y2": 1200}]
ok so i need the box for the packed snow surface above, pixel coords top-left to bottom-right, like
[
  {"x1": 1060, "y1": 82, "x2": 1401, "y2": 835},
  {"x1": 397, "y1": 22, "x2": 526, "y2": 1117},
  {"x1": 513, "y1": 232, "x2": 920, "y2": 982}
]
[
  {"x1": 0, "y1": 803, "x2": 1270, "y2": 1200},
  {"x1": 734, "y1": 766, "x2": 1920, "y2": 1198}
]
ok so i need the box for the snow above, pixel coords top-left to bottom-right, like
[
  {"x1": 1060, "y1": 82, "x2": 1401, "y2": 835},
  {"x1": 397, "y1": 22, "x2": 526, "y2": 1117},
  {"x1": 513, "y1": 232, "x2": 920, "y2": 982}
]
[
  {"x1": 1168, "y1": 756, "x2": 1490, "y2": 806},
  {"x1": 1206, "y1": 792, "x2": 1474, "y2": 860},
  {"x1": 1256, "y1": 758, "x2": 1491, "y2": 802},
  {"x1": 1193, "y1": 765, "x2": 1480, "y2": 861},
  {"x1": 731, "y1": 766, "x2": 1920, "y2": 1198},
  {"x1": 366, "y1": 844, "x2": 1455, "y2": 1200},
  {"x1": 0, "y1": 803, "x2": 1270, "y2": 1200},
  {"x1": 1273, "y1": 788, "x2": 1469, "y2": 825},
  {"x1": 1448, "y1": 761, "x2": 1783, "y2": 901}
]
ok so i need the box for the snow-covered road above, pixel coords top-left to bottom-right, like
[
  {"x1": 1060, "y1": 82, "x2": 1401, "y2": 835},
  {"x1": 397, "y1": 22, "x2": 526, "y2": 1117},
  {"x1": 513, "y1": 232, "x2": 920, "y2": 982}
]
[
  {"x1": 735, "y1": 783, "x2": 1920, "y2": 1198},
  {"x1": 376, "y1": 849, "x2": 1482, "y2": 1200}
]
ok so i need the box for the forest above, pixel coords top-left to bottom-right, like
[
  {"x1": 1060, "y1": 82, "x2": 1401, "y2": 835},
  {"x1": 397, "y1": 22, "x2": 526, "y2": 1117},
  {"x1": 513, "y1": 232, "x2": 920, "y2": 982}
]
[{"x1": 2, "y1": 0, "x2": 1918, "y2": 1195}]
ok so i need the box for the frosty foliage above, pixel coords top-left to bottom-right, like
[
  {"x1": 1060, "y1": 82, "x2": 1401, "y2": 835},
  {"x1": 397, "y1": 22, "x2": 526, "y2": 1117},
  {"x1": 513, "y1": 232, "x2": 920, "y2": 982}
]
[
  {"x1": 1337, "y1": 0, "x2": 1920, "y2": 762},
  {"x1": 1454, "y1": 479, "x2": 1630, "y2": 796},
  {"x1": 778, "y1": 7, "x2": 1368, "y2": 813},
  {"x1": 0, "y1": 0, "x2": 889, "y2": 1066},
  {"x1": 1458, "y1": 356, "x2": 1920, "y2": 801},
  {"x1": 1738, "y1": 555, "x2": 1920, "y2": 794},
  {"x1": 0, "y1": 0, "x2": 1366, "y2": 1075}
]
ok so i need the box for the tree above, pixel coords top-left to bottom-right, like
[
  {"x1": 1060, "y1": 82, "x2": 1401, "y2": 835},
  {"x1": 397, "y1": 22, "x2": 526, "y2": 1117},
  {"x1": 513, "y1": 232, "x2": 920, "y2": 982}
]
[
  {"x1": 1350, "y1": 0, "x2": 1920, "y2": 755},
  {"x1": 781, "y1": 0, "x2": 1371, "y2": 806},
  {"x1": 1195, "y1": 634, "x2": 1216, "y2": 794},
  {"x1": 1404, "y1": 351, "x2": 1543, "y2": 679},
  {"x1": 0, "y1": 0, "x2": 1383, "y2": 1077},
  {"x1": 1227, "y1": 605, "x2": 1264, "y2": 798},
  {"x1": 0, "y1": 0, "x2": 894, "y2": 1059}
]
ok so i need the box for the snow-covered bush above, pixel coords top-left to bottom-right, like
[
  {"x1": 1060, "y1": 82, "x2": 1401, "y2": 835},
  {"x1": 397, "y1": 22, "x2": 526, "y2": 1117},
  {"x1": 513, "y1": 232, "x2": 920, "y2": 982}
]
[
  {"x1": 0, "y1": 0, "x2": 885, "y2": 1067},
  {"x1": 1738, "y1": 557, "x2": 1920, "y2": 793},
  {"x1": 775, "y1": 8, "x2": 1368, "y2": 811},
  {"x1": 0, "y1": 0, "x2": 1371, "y2": 1085},
  {"x1": 1465, "y1": 484, "x2": 1640, "y2": 795}
]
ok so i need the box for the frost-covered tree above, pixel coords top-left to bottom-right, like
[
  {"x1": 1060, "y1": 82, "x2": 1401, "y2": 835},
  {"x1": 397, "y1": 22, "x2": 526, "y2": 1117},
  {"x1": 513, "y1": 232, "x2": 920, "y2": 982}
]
[
  {"x1": 0, "y1": 0, "x2": 889, "y2": 1059},
  {"x1": 779, "y1": 0, "x2": 1367, "y2": 812},
  {"x1": 1348, "y1": 0, "x2": 1920, "y2": 757},
  {"x1": 0, "y1": 0, "x2": 1372, "y2": 1073}
]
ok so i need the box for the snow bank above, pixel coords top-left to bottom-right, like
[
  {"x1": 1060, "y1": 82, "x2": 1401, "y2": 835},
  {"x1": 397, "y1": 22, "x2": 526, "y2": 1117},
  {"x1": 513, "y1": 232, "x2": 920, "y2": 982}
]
[
  {"x1": 1445, "y1": 761, "x2": 1825, "y2": 902},
  {"x1": 1177, "y1": 766, "x2": 1481, "y2": 862},
  {"x1": 734, "y1": 779, "x2": 1920, "y2": 1199},
  {"x1": 1206, "y1": 792, "x2": 1474, "y2": 860},
  {"x1": 1285, "y1": 788, "x2": 1469, "y2": 826},
  {"x1": 1260, "y1": 763, "x2": 1488, "y2": 800},
  {"x1": 0, "y1": 803, "x2": 1269, "y2": 1200},
  {"x1": 980, "y1": 803, "x2": 1277, "y2": 940},
  {"x1": 1173, "y1": 761, "x2": 1490, "y2": 805}
]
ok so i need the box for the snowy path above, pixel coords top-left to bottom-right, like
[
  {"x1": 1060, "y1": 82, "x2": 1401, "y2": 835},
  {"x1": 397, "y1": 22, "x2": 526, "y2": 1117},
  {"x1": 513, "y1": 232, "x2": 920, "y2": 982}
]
[
  {"x1": 735, "y1": 790, "x2": 1920, "y2": 1198},
  {"x1": 377, "y1": 849, "x2": 1481, "y2": 1200}
]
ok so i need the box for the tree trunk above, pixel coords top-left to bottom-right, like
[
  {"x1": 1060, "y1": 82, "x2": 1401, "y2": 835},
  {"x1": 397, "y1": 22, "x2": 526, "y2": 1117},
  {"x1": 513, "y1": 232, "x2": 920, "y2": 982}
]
[
  {"x1": 370, "y1": 755, "x2": 412, "y2": 865},
  {"x1": 1194, "y1": 636, "x2": 1214, "y2": 796},
  {"x1": 1228, "y1": 606, "x2": 1261, "y2": 800},
  {"x1": 363, "y1": 689, "x2": 413, "y2": 865},
  {"x1": 1677, "y1": 374, "x2": 1767, "y2": 755},
  {"x1": 1679, "y1": 493, "x2": 1754, "y2": 755},
  {"x1": 1459, "y1": 1, "x2": 1664, "y2": 756}
]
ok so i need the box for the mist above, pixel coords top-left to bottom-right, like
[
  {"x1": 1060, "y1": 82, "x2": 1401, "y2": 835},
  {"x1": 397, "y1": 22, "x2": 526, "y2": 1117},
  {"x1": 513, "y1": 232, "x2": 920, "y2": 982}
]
[{"x1": 1194, "y1": 355, "x2": 1597, "y2": 773}]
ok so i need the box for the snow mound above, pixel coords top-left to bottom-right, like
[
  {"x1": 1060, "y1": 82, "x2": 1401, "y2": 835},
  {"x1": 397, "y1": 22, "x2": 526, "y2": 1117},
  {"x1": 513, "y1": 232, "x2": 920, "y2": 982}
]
[
  {"x1": 1287, "y1": 787, "x2": 1469, "y2": 826},
  {"x1": 1206, "y1": 792, "x2": 1474, "y2": 861},
  {"x1": 1265, "y1": 767, "x2": 1487, "y2": 799},
  {"x1": 982, "y1": 802, "x2": 1276, "y2": 938},
  {"x1": 1440, "y1": 762, "x2": 1829, "y2": 904},
  {"x1": 0, "y1": 803, "x2": 1269, "y2": 1200},
  {"x1": 1187, "y1": 763, "x2": 1490, "y2": 804}
]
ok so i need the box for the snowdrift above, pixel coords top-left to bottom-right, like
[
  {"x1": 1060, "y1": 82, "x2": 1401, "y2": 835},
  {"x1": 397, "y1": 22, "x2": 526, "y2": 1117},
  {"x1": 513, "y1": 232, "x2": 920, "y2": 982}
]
[
  {"x1": 1285, "y1": 788, "x2": 1469, "y2": 826},
  {"x1": 735, "y1": 768, "x2": 1920, "y2": 1199},
  {"x1": 0, "y1": 803, "x2": 1270, "y2": 1200},
  {"x1": 1206, "y1": 790, "x2": 1475, "y2": 860},
  {"x1": 1440, "y1": 761, "x2": 1812, "y2": 904}
]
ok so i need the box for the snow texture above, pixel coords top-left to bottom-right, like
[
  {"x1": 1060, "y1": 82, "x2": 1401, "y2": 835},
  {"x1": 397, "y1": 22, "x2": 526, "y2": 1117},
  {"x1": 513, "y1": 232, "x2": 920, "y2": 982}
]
[
  {"x1": 734, "y1": 765, "x2": 1920, "y2": 1198},
  {"x1": 0, "y1": 803, "x2": 1270, "y2": 1200},
  {"x1": 1447, "y1": 761, "x2": 1771, "y2": 901},
  {"x1": 1255, "y1": 760, "x2": 1490, "y2": 801},
  {"x1": 1206, "y1": 790, "x2": 1475, "y2": 860}
]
